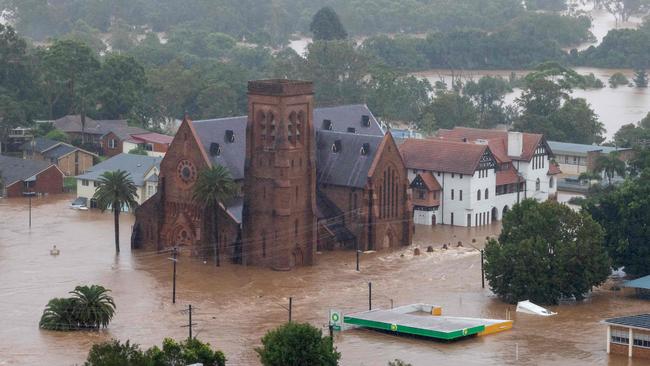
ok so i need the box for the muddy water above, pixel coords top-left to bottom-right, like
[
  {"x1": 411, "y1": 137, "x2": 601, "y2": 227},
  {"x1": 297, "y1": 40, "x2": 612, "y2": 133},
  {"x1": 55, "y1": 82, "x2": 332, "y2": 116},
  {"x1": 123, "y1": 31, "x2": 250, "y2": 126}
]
[{"x1": 1, "y1": 196, "x2": 648, "y2": 365}]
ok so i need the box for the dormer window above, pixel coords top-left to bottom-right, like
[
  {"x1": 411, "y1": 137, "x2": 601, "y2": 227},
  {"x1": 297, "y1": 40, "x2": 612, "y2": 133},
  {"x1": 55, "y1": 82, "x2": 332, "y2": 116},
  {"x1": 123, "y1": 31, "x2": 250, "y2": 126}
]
[
  {"x1": 360, "y1": 142, "x2": 370, "y2": 155},
  {"x1": 361, "y1": 115, "x2": 370, "y2": 127},
  {"x1": 225, "y1": 130, "x2": 235, "y2": 143},
  {"x1": 332, "y1": 140, "x2": 342, "y2": 153},
  {"x1": 347, "y1": 127, "x2": 356, "y2": 133},
  {"x1": 323, "y1": 119, "x2": 333, "y2": 130},
  {"x1": 210, "y1": 143, "x2": 221, "y2": 156}
]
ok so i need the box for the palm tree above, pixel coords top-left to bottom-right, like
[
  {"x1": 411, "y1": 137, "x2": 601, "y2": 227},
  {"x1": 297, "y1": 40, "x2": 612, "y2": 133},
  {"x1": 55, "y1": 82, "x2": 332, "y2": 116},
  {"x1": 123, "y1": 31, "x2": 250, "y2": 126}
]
[
  {"x1": 39, "y1": 297, "x2": 78, "y2": 331},
  {"x1": 93, "y1": 170, "x2": 139, "y2": 253},
  {"x1": 193, "y1": 165, "x2": 237, "y2": 266},
  {"x1": 70, "y1": 285, "x2": 116, "y2": 329},
  {"x1": 594, "y1": 152, "x2": 626, "y2": 185}
]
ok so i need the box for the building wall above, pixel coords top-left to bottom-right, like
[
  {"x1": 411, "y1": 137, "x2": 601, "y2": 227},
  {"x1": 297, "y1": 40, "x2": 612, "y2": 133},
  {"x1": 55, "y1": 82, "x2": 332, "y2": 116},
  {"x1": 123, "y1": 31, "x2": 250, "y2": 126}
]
[
  {"x1": 469, "y1": 168, "x2": 496, "y2": 227},
  {"x1": 101, "y1": 132, "x2": 123, "y2": 157},
  {"x1": 5, "y1": 165, "x2": 63, "y2": 198},
  {"x1": 76, "y1": 178, "x2": 149, "y2": 208},
  {"x1": 123, "y1": 141, "x2": 167, "y2": 157},
  {"x1": 609, "y1": 326, "x2": 650, "y2": 359},
  {"x1": 517, "y1": 155, "x2": 552, "y2": 202},
  {"x1": 57, "y1": 151, "x2": 94, "y2": 176}
]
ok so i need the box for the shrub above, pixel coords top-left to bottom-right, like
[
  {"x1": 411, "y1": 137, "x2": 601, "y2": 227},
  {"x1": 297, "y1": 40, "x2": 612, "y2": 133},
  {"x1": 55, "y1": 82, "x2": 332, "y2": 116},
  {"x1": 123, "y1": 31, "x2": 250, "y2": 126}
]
[{"x1": 256, "y1": 322, "x2": 340, "y2": 366}]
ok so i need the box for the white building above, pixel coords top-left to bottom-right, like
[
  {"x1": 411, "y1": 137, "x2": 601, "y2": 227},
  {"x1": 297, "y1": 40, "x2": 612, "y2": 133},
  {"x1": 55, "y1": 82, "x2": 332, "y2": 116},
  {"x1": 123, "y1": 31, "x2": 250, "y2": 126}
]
[
  {"x1": 75, "y1": 153, "x2": 162, "y2": 211},
  {"x1": 400, "y1": 128, "x2": 560, "y2": 227}
]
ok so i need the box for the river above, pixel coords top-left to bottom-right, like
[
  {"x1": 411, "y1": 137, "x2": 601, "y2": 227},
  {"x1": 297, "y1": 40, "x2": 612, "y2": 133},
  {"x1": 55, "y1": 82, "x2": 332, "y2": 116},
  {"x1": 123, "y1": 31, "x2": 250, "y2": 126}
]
[{"x1": 1, "y1": 195, "x2": 648, "y2": 365}]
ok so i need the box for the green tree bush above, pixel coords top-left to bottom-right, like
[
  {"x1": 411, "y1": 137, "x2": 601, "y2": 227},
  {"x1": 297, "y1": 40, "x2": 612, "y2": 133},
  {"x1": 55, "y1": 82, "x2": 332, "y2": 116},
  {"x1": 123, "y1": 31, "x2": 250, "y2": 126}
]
[
  {"x1": 256, "y1": 322, "x2": 340, "y2": 366},
  {"x1": 39, "y1": 285, "x2": 116, "y2": 331},
  {"x1": 634, "y1": 68, "x2": 648, "y2": 87},
  {"x1": 310, "y1": 7, "x2": 348, "y2": 41},
  {"x1": 608, "y1": 72, "x2": 629, "y2": 88},
  {"x1": 484, "y1": 199, "x2": 610, "y2": 304}
]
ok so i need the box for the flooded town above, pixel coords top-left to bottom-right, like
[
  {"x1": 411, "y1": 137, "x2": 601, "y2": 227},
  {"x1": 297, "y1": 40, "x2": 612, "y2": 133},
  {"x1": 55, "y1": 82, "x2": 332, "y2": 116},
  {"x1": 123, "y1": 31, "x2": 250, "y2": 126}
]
[{"x1": 1, "y1": 1, "x2": 650, "y2": 366}]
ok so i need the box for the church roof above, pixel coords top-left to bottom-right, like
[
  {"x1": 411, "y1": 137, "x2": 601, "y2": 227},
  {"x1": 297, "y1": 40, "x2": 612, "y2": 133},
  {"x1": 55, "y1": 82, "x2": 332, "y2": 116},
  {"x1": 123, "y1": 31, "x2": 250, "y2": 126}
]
[
  {"x1": 316, "y1": 131, "x2": 384, "y2": 188},
  {"x1": 191, "y1": 104, "x2": 385, "y2": 183}
]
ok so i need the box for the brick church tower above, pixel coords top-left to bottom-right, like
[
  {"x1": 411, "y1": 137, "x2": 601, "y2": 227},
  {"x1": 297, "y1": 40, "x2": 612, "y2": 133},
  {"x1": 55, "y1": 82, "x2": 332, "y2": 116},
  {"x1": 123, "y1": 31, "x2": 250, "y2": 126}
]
[{"x1": 242, "y1": 80, "x2": 317, "y2": 269}]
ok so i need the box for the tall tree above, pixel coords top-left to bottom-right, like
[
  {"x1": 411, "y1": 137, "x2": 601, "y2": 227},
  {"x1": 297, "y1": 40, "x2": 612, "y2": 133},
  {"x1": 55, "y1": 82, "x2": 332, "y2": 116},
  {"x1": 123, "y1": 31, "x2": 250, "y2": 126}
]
[
  {"x1": 594, "y1": 151, "x2": 626, "y2": 184},
  {"x1": 309, "y1": 7, "x2": 348, "y2": 41},
  {"x1": 633, "y1": 68, "x2": 648, "y2": 87},
  {"x1": 93, "y1": 54, "x2": 147, "y2": 120},
  {"x1": 463, "y1": 76, "x2": 511, "y2": 128},
  {"x1": 484, "y1": 199, "x2": 610, "y2": 304},
  {"x1": 193, "y1": 165, "x2": 237, "y2": 266},
  {"x1": 93, "y1": 170, "x2": 139, "y2": 253},
  {"x1": 418, "y1": 90, "x2": 478, "y2": 130},
  {"x1": 69, "y1": 285, "x2": 116, "y2": 329},
  {"x1": 584, "y1": 169, "x2": 650, "y2": 277}
]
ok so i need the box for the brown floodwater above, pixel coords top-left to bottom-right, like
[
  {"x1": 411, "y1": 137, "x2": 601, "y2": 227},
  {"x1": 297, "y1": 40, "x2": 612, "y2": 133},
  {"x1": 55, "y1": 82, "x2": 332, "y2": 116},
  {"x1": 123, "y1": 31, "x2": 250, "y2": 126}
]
[{"x1": 1, "y1": 195, "x2": 648, "y2": 365}]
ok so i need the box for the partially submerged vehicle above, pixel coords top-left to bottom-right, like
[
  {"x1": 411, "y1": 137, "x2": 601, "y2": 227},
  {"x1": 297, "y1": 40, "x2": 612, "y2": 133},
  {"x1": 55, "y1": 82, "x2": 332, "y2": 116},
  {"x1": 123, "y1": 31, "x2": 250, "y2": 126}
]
[{"x1": 516, "y1": 300, "x2": 557, "y2": 316}]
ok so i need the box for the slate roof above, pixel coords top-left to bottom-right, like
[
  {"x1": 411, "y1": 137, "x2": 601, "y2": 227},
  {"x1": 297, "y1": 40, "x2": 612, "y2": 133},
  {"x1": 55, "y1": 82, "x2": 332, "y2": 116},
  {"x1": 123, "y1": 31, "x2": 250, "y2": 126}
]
[
  {"x1": 76, "y1": 153, "x2": 161, "y2": 186},
  {"x1": 400, "y1": 138, "x2": 492, "y2": 175},
  {"x1": 22, "y1": 137, "x2": 60, "y2": 153},
  {"x1": 603, "y1": 314, "x2": 650, "y2": 330},
  {"x1": 53, "y1": 115, "x2": 129, "y2": 136},
  {"x1": 43, "y1": 144, "x2": 77, "y2": 160},
  {"x1": 438, "y1": 127, "x2": 547, "y2": 162},
  {"x1": 106, "y1": 125, "x2": 149, "y2": 140},
  {"x1": 623, "y1": 275, "x2": 650, "y2": 290},
  {"x1": 192, "y1": 104, "x2": 385, "y2": 182},
  {"x1": 0, "y1": 155, "x2": 55, "y2": 187},
  {"x1": 316, "y1": 130, "x2": 384, "y2": 188},
  {"x1": 548, "y1": 141, "x2": 631, "y2": 156}
]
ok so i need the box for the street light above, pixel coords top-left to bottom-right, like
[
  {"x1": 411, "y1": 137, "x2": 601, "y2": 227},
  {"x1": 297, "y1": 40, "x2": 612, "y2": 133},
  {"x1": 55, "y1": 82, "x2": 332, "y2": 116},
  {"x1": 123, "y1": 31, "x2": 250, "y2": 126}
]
[{"x1": 22, "y1": 191, "x2": 36, "y2": 228}]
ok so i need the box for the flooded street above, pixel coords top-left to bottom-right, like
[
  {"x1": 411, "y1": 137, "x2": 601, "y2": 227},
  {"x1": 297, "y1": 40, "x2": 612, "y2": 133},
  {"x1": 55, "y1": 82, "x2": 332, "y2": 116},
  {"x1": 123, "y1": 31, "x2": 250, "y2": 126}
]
[{"x1": 1, "y1": 195, "x2": 648, "y2": 365}]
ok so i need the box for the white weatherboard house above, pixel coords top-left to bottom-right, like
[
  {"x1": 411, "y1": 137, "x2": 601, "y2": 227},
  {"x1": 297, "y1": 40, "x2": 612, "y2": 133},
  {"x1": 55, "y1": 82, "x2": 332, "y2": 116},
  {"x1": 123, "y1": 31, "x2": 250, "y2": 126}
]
[
  {"x1": 75, "y1": 153, "x2": 162, "y2": 210},
  {"x1": 400, "y1": 128, "x2": 560, "y2": 227}
]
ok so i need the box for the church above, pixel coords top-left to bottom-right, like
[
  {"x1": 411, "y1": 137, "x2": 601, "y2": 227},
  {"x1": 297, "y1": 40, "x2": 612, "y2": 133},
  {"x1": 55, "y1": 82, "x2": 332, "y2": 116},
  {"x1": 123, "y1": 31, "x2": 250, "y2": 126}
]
[{"x1": 131, "y1": 79, "x2": 412, "y2": 269}]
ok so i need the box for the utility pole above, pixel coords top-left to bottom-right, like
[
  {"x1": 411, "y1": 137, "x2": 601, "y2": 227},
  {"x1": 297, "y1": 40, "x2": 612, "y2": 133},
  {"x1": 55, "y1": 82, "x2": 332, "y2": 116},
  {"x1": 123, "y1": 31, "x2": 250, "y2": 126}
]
[
  {"x1": 168, "y1": 247, "x2": 178, "y2": 304},
  {"x1": 481, "y1": 249, "x2": 485, "y2": 288},
  {"x1": 23, "y1": 191, "x2": 35, "y2": 228},
  {"x1": 181, "y1": 304, "x2": 197, "y2": 340},
  {"x1": 289, "y1": 297, "x2": 292, "y2": 322},
  {"x1": 368, "y1": 282, "x2": 372, "y2": 311}
]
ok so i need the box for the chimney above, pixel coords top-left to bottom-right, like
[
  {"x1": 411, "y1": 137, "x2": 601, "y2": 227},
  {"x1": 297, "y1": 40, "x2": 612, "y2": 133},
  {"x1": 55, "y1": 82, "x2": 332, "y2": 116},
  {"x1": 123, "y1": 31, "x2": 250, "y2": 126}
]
[{"x1": 507, "y1": 132, "x2": 523, "y2": 157}]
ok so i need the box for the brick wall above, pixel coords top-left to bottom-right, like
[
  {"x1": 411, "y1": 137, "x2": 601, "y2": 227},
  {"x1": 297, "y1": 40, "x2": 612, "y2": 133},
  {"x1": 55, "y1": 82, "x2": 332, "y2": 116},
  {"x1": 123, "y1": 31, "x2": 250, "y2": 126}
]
[
  {"x1": 4, "y1": 165, "x2": 63, "y2": 197},
  {"x1": 101, "y1": 132, "x2": 123, "y2": 157}
]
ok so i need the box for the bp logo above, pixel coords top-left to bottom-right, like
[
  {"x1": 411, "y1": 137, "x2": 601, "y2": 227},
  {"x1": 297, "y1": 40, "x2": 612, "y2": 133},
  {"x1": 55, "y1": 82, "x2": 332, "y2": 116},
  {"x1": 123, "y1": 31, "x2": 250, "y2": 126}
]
[
  {"x1": 390, "y1": 323, "x2": 398, "y2": 331},
  {"x1": 462, "y1": 328, "x2": 469, "y2": 336},
  {"x1": 331, "y1": 313, "x2": 340, "y2": 322}
]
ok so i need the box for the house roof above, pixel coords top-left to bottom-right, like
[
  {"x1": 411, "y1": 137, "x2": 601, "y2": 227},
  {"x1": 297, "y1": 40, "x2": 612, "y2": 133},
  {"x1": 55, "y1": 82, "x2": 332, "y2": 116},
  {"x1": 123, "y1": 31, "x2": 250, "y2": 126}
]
[
  {"x1": 105, "y1": 125, "x2": 149, "y2": 140},
  {"x1": 547, "y1": 141, "x2": 631, "y2": 156},
  {"x1": 548, "y1": 161, "x2": 562, "y2": 175},
  {"x1": 22, "y1": 137, "x2": 60, "y2": 153},
  {"x1": 399, "y1": 138, "x2": 493, "y2": 175},
  {"x1": 418, "y1": 172, "x2": 441, "y2": 191},
  {"x1": 53, "y1": 115, "x2": 126, "y2": 135},
  {"x1": 43, "y1": 144, "x2": 77, "y2": 160},
  {"x1": 191, "y1": 104, "x2": 385, "y2": 184},
  {"x1": 316, "y1": 131, "x2": 384, "y2": 188},
  {"x1": 496, "y1": 168, "x2": 521, "y2": 186},
  {"x1": 0, "y1": 155, "x2": 57, "y2": 187},
  {"x1": 438, "y1": 127, "x2": 547, "y2": 162},
  {"x1": 603, "y1": 314, "x2": 650, "y2": 330},
  {"x1": 76, "y1": 153, "x2": 162, "y2": 186},
  {"x1": 623, "y1": 275, "x2": 650, "y2": 290},
  {"x1": 129, "y1": 132, "x2": 174, "y2": 145}
]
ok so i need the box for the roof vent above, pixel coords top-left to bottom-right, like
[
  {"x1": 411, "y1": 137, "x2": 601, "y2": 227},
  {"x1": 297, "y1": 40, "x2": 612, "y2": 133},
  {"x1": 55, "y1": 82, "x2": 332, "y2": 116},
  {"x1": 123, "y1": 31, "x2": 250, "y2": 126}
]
[
  {"x1": 332, "y1": 140, "x2": 342, "y2": 153},
  {"x1": 210, "y1": 143, "x2": 221, "y2": 156},
  {"x1": 323, "y1": 119, "x2": 333, "y2": 130},
  {"x1": 347, "y1": 127, "x2": 356, "y2": 133},
  {"x1": 360, "y1": 142, "x2": 370, "y2": 155},
  {"x1": 361, "y1": 115, "x2": 370, "y2": 127},
  {"x1": 225, "y1": 130, "x2": 235, "y2": 143}
]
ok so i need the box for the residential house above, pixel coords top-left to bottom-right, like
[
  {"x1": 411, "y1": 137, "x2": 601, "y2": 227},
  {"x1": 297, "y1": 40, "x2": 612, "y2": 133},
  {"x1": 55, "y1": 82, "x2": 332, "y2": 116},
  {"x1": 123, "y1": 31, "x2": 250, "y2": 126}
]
[
  {"x1": 132, "y1": 80, "x2": 413, "y2": 269},
  {"x1": 122, "y1": 132, "x2": 174, "y2": 157},
  {"x1": 0, "y1": 155, "x2": 64, "y2": 197},
  {"x1": 75, "y1": 153, "x2": 162, "y2": 210},
  {"x1": 547, "y1": 140, "x2": 634, "y2": 177},
  {"x1": 22, "y1": 137, "x2": 97, "y2": 176},
  {"x1": 399, "y1": 127, "x2": 560, "y2": 227},
  {"x1": 604, "y1": 314, "x2": 650, "y2": 359}
]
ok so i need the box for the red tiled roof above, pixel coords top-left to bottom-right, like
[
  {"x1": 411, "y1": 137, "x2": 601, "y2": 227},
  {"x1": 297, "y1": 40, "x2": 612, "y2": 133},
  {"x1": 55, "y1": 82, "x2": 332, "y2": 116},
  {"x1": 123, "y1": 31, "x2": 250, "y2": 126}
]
[
  {"x1": 419, "y1": 172, "x2": 442, "y2": 191},
  {"x1": 129, "y1": 132, "x2": 174, "y2": 145},
  {"x1": 496, "y1": 168, "x2": 521, "y2": 186},
  {"x1": 399, "y1": 138, "x2": 490, "y2": 175},
  {"x1": 438, "y1": 127, "x2": 545, "y2": 162},
  {"x1": 548, "y1": 161, "x2": 562, "y2": 175}
]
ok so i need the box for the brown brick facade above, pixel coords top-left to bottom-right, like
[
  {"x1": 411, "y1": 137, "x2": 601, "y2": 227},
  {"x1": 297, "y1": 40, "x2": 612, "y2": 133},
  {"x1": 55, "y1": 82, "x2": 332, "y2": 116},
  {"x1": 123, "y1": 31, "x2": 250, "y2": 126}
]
[
  {"x1": 5, "y1": 165, "x2": 63, "y2": 197},
  {"x1": 242, "y1": 80, "x2": 317, "y2": 269},
  {"x1": 608, "y1": 326, "x2": 650, "y2": 360},
  {"x1": 101, "y1": 132, "x2": 123, "y2": 157}
]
